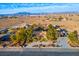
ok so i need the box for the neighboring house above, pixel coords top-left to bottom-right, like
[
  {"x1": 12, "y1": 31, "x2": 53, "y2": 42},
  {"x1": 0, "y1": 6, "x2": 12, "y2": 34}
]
[
  {"x1": 52, "y1": 25, "x2": 68, "y2": 37},
  {"x1": 57, "y1": 29, "x2": 68, "y2": 37}
]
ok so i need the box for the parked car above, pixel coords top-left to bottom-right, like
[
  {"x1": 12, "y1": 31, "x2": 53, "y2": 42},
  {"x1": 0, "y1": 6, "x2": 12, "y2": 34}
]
[{"x1": 0, "y1": 33, "x2": 10, "y2": 41}]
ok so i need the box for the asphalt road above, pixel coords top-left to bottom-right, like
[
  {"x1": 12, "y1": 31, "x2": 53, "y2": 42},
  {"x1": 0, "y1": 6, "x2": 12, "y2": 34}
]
[
  {"x1": 0, "y1": 48, "x2": 79, "y2": 56},
  {"x1": 0, "y1": 51, "x2": 79, "y2": 56}
]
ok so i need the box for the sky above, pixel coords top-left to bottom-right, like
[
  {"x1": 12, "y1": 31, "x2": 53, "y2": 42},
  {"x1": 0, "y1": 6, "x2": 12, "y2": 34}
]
[{"x1": 0, "y1": 3, "x2": 79, "y2": 14}]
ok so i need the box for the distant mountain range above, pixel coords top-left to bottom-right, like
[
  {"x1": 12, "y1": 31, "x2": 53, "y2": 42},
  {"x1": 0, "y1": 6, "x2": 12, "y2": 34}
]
[{"x1": 0, "y1": 11, "x2": 79, "y2": 17}]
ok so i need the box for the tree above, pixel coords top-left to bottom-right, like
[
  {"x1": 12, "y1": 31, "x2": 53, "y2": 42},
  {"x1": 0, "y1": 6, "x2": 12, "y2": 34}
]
[
  {"x1": 68, "y1": 31, "x2": 78, "y2": 41},
  {"x1": 10, "y1": 34, "x2": 18, "y2": 46},
  {"x1": 17, "y1": 28, "x2": 27, "y2": 46},
  {"x1": 46, "y1": 24, "x2": 58, "y2": 41},
  {"x1": 26, "y1": 25, "x2": 33, "y2": 43},
  {"x1": 10, "y1": 25, "x2": 34, "y2": 47},
  {"x1": 68, "y1": 31, "x2": 79, "y2": 46},
  {"x1": 10, "y1": 28, "x2": 27, "y2": 46}
]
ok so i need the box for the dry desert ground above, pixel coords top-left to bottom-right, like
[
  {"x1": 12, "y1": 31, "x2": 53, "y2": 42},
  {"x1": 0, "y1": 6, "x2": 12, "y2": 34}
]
[{"x1": 0, "y1": 13, "x2": 79, "y2": 32}]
